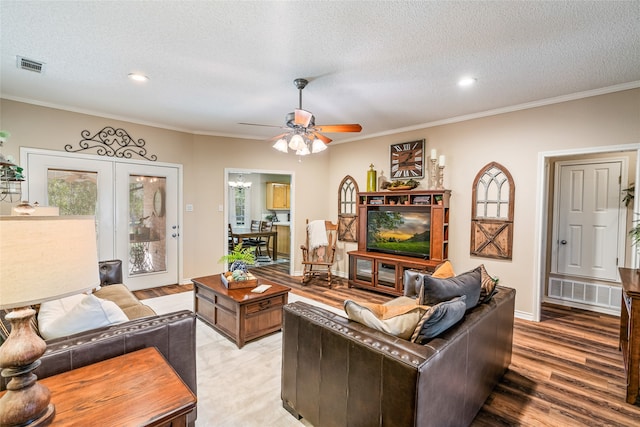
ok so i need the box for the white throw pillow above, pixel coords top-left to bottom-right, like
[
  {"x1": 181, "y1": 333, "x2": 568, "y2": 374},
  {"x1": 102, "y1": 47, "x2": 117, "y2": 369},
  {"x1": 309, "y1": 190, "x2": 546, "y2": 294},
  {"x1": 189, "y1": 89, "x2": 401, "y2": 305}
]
[{"x1": 38, "y1": 294, "x2": 128, "y2": 340}]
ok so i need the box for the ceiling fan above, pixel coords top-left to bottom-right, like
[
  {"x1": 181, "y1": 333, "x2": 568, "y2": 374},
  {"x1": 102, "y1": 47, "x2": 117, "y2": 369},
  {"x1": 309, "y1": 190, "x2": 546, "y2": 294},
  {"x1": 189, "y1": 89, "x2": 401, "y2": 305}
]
[{"x1": 240, "y1": 78, "x2": 362, "y2": 155}]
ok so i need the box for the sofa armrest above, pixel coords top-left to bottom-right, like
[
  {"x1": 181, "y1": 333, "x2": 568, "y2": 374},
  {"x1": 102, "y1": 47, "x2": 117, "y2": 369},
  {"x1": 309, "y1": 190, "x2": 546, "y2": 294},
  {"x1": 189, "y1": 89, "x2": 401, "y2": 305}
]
[{"x1": 2, "y1": 311, "x2": 197, "y2": 395}]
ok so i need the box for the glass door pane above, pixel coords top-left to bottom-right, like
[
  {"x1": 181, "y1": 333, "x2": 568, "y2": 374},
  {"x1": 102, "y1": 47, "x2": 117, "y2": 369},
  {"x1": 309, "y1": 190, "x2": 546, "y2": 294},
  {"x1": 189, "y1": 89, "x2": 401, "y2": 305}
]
[
  {"x1": 47, "y1": 169, "x2": 98, "y2": 215},
  {"x1": 25, "y1": 152, "x2": 115, "y2": 261},
  {"x1": 128, "y1": 175, "x2": 167, "y2": 275}
]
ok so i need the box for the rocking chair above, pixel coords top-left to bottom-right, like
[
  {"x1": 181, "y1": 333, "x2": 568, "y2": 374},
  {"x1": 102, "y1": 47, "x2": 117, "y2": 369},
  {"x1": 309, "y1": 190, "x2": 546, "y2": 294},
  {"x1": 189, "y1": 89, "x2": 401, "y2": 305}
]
[{"x1": 300, "y1": 219, "x2": 338, "y2": 287}]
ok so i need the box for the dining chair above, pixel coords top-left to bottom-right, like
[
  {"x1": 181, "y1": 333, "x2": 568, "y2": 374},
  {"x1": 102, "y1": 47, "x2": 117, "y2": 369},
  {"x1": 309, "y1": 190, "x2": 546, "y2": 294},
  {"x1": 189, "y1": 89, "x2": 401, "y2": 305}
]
[{"x1": 256, "y1": 221, "x2": 273, "y2": 259}]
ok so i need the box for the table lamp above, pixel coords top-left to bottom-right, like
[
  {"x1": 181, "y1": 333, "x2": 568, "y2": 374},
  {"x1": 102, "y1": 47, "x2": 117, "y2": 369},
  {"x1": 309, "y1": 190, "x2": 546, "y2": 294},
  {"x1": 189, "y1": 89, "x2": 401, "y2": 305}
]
[{"x1": 0, "y1": 216, "x2": 100, "y2": 426}]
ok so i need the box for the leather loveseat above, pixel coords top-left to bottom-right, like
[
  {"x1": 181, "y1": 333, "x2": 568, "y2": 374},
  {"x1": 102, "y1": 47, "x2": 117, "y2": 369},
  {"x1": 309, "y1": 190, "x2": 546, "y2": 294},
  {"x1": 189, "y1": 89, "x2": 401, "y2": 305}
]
[
  {"x1": 0, "y1": 260, "x2": 198, "y2": 426},
  {"x1": 281, "y1": 272, "x2": 515, "y2": 427}
]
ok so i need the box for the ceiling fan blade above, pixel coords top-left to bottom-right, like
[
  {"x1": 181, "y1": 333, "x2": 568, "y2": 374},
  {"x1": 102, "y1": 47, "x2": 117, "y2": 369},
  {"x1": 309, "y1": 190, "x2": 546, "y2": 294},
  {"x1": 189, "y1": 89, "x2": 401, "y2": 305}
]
[
  {"x1": 314, "y1": 124, "x2": 362, "y2": 133},
  {"x1": 294, "y1": 109, "x2": 313, "y2": 127},
  {"x1": 269, "y1": 132, "x2": 290, "y2": 142},
  {"x1": 311, "y1": 131, "x2": 332, "y2": 144},
  {"x1": 238, "y1": 122, "x2": 283, "y2": 128}
]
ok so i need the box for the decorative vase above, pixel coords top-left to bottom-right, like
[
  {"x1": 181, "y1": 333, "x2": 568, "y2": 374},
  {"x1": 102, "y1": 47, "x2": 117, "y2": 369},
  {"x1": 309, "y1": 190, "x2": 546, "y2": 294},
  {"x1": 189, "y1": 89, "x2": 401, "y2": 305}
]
[
  {"x1": 230, "y1": 260, "x2": 248, "y2": 273},
  {"x1": 367, "y1": 164, "x2": 377, "y2": 192}
]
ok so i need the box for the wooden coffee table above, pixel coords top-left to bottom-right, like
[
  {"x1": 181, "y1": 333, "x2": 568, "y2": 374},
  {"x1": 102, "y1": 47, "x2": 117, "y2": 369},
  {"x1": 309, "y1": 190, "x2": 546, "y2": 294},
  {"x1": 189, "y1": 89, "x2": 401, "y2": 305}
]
[{"x1": 192, "y1": 274, "x2": 290, "y2": 348}]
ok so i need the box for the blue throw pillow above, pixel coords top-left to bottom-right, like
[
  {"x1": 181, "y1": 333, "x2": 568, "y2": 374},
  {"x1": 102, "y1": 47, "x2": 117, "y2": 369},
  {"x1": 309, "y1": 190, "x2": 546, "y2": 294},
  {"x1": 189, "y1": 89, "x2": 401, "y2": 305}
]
[
  {"x1": 411, "y1": 296, "x2": 466, "y2": 344},
  {"x1": 421, "y1": 266, "x2": 481, "y2": 309}
]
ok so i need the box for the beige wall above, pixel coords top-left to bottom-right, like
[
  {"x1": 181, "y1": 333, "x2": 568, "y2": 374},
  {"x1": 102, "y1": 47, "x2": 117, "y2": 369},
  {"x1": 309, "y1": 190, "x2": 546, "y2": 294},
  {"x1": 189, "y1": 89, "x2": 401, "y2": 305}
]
[
  {"x1": 0, "y1": 99, "x2": 331, "y2": 282},
  {"x1": 2, "y1": 88, "x2": 639, "y2": 317},
  {"x1": 328, "y1": 88, "x2": 640, "y2": 316}
]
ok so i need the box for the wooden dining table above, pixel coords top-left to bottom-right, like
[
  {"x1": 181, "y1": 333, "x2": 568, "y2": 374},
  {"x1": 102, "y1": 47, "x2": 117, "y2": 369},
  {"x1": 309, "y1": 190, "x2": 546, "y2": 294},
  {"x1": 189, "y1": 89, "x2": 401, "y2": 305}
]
[{"x1": 231, "y1": 227, "x2": 278, "y2": 260}]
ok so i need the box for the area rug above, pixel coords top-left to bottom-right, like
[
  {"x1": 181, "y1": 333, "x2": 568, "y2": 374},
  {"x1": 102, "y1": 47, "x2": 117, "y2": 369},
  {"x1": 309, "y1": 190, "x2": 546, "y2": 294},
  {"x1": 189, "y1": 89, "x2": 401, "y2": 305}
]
[{"x1": 142, "y1": 290, "x2": 344, "y2": 426}]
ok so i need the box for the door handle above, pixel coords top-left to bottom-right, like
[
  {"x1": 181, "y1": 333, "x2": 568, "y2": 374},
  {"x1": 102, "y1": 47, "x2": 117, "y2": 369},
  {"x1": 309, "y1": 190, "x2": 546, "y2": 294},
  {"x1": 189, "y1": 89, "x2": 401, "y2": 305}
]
[{"x1": 560, "y1": 240, "x2": 567, "y2": 244}]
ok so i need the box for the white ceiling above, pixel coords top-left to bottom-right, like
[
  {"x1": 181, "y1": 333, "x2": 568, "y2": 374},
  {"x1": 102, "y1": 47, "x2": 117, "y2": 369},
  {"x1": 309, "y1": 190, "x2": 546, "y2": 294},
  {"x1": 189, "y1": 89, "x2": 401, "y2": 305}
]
[{"x1": 1, "y1": 1, "x2": 639, "y2": 144}]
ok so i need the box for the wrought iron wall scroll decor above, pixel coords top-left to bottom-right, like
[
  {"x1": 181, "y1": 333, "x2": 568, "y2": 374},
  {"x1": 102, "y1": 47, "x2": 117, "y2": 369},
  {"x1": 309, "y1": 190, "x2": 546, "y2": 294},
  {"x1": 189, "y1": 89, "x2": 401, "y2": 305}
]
[{"x1": 65, "y1": 127, "x2": 157, "y2": 161}]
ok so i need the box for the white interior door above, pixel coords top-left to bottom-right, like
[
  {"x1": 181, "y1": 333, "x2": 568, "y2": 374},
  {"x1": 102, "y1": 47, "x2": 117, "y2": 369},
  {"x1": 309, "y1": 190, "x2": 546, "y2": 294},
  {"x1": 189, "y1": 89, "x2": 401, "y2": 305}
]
[
  {"x1": 555, "y1": 161, "x2": 622, "y2": 281},
  {"x1": 115, "y1": 162, "x2": 179, "y2": 290}
]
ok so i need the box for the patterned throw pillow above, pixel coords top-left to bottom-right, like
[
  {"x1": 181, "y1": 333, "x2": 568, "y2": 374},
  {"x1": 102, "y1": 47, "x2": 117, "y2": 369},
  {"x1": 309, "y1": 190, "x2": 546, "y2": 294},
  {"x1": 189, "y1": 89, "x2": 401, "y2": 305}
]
[
  {"x1": 479, "y1": 264, "x2": 499, "y2": 303},
  {"x1": 344, "y1": 300, "x2": 427, "y2": 340},
  {"x1": 420, "y1": 266, "x2": 482, "y2": 309},
  {"x1": 411, "y1": 296, "x2": 467, "y2": 344}
]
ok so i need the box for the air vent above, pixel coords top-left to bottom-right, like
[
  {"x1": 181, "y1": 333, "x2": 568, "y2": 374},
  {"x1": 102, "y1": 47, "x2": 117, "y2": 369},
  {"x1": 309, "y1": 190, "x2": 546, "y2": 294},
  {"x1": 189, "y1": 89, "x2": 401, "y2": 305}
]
[{"x1": 16, "y1": 56, "x2": 45, "y2": 73}]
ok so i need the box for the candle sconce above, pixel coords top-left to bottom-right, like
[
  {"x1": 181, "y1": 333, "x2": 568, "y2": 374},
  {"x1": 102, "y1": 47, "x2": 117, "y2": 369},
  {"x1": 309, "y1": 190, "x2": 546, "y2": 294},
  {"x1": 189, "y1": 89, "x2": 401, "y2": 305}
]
[{"x1": 428, "y1": 150, "x2": 445, "y2": 189}]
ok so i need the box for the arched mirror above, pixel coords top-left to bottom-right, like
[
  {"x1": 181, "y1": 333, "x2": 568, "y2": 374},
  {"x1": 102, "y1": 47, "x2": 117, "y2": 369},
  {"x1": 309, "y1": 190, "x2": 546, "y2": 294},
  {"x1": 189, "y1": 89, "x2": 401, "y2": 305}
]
[
  {"x1": 338, "y1": 175, "x2": 359, "y2": 242},
  {"x1": 470, "y1": 162, "x2": 515, "y2": 259}
]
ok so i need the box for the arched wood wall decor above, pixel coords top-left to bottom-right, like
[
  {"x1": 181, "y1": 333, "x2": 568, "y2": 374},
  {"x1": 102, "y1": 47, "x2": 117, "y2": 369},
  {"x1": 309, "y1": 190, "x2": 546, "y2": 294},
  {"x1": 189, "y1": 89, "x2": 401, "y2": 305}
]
[
  {"x1": 338, "y1": 175, "x2": 359, "y2": 242},
  {"x1": 65, "y1": 127, "x2": 157, "y2": 161},
  {"x1": 470, "y1": 162, "x2": 515, "y2": 259}
]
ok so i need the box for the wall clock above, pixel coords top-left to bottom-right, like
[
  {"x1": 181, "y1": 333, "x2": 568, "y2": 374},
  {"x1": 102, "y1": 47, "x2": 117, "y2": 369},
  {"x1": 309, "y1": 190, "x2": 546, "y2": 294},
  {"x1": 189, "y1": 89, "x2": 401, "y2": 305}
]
[{"x1": 390, "y1": 140, "x2": 425, "y2": 179}]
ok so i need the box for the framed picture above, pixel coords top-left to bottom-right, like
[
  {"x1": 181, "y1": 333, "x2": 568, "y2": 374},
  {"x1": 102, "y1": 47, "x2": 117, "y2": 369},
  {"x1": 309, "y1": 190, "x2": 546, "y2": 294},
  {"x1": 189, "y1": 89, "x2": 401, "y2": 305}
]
[{"x1": 390, "y1": 139, "x2": 425, "y2": 179}]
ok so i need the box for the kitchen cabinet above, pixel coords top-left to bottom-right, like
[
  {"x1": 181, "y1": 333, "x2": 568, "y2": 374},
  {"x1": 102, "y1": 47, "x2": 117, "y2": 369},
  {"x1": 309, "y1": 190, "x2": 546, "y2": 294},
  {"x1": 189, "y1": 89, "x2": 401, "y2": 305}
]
[
  {"x1": 266, "y1": 182, "x2": 290, "y2": 210},
  {"x1": 274, "y1": 224, "x2": 290, "y2": 256}
]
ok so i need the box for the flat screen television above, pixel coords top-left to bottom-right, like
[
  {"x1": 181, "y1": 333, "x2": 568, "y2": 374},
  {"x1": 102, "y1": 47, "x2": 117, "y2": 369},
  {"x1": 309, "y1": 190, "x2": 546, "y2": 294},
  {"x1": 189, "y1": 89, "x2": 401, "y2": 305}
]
[{"x1": 366, "y1": 207, "x2": 430, "y2": 259}]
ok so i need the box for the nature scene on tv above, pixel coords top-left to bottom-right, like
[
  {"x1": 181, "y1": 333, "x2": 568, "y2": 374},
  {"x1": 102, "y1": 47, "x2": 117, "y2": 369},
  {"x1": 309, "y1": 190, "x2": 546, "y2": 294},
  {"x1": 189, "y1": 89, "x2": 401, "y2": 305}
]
[{"x1": 367, "y1": 210, "x2": 430, "y2": 257}]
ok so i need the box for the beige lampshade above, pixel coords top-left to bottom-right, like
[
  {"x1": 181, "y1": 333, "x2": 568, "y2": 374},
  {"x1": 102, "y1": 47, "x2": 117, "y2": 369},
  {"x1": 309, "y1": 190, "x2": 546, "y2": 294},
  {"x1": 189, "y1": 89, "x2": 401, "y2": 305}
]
[{"x1": 0, "y1": 216, "x2": 100, "y2": 309}]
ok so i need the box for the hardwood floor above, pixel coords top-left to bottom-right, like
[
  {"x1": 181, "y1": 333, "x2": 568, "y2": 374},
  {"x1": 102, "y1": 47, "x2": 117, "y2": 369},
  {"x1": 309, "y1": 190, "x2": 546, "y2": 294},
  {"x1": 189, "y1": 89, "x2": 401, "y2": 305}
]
[{"x1": 135, "y1": 263, "x2": 640, "y2": 426}]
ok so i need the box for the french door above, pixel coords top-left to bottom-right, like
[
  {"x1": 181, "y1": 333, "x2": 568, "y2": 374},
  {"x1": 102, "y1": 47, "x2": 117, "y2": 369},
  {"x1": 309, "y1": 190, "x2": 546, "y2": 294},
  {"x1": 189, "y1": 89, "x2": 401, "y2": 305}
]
[{"x1": 23, "y1": 149, "x2": 180, "y2": 290}]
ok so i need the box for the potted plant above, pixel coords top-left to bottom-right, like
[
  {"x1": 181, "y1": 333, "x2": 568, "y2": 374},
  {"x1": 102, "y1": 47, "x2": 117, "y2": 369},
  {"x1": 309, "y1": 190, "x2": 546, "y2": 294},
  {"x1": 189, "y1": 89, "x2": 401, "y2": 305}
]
[
  {"x1": 218, "y1": 243, "x2": 256, "y2": 273},
  {"x1": 0, "y1": 130, "x2": 9, "y2": 144}
]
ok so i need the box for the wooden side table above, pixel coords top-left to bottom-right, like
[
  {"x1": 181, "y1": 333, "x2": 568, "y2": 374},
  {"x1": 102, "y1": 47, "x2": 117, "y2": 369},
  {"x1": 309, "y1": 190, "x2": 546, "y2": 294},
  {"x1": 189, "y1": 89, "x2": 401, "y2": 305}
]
[
  {"x1": 618, "y1": 268, "x2": 640, "y2": 404},
  {"x1": 0, "y1": 347, "x2": 197, "y2": 426},
  {"x1": 192, "y1": 274, "x2": 290, "y2": 348}
]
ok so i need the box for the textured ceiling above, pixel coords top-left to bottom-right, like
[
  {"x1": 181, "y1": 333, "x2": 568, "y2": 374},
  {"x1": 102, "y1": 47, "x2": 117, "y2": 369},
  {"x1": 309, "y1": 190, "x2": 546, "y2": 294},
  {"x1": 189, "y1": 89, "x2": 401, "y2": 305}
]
[{"x1": 1, "y1": 1, "x2": 639, "y2": 144}]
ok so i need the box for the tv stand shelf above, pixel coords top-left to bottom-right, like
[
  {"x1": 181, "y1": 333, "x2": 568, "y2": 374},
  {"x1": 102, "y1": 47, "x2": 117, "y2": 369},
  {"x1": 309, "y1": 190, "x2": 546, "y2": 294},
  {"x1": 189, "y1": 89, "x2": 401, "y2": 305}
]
[
  {"x1": 348, "y1": 250, "x2": 440, "y2": 296},
  {"x1": 349, "y1": 189, "x2": 450, "y2": 296}
]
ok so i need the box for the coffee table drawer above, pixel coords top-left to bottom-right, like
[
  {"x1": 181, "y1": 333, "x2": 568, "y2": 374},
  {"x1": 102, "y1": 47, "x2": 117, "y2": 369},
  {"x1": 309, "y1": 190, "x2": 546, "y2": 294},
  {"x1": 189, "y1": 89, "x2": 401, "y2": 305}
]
[{"x1": 246, "y1": 294, "x2": 286, "y2": 314}]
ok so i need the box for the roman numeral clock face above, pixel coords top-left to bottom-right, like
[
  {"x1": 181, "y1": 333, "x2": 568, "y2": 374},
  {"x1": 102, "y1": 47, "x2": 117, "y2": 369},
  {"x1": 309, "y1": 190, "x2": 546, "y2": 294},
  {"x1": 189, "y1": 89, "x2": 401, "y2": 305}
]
[{"x1": 390, "y1": 141, "x2": 424, "y2": 179}]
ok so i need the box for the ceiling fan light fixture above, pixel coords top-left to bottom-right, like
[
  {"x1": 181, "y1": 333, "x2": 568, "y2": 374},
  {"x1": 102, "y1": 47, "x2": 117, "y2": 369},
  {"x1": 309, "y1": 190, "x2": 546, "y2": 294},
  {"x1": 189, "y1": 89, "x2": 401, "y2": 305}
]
[
  {"x1": 296, "y1": 144, "x2": 311, "y2": 156},
  {"x1": 288, "y1": 134, "x2": 305, "y2": 151},
  {"x1": 273, "y1": 138, "x2": 288, "y2": 153},
  {"x1": 311, "y1": 138, "x2": 327, "y2": 153}
]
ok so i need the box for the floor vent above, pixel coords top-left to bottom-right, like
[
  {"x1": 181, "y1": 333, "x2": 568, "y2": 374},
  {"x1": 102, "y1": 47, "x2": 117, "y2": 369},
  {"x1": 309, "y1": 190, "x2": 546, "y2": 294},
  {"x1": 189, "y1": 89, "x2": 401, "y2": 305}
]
[
  {"x1": 17, "y1": 56, "x2": 45, "y2": 73},
  {"x1": 548, "y1": 278, "x2": 621, "y2": 311}
]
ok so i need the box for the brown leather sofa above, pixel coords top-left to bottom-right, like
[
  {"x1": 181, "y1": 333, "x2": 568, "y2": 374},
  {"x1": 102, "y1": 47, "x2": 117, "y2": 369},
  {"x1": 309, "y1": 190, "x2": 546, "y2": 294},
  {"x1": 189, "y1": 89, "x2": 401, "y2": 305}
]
[
  {"x1": 1, "y1": 260, "x2": 198, "y2": 426},
  {"x1": 281, "y1": 284, "x2": 515, "y2": 427}
]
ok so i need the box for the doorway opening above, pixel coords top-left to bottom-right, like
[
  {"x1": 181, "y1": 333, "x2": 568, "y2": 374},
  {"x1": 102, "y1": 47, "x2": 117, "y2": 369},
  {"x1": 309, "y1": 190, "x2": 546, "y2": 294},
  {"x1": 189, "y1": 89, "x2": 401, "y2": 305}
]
[
  {"x1": 225, "y1": 168, "x2": 294, "y2": 277},
  {"x1": 534, "y1": 144, "x2": 640, "y2": 321}
]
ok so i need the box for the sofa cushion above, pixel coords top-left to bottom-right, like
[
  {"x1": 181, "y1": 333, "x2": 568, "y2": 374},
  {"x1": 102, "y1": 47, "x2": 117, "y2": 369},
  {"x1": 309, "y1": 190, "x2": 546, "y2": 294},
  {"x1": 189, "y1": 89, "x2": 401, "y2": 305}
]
[
  {"x1": 411, "y1": 295, "x2": 467, "y2": 344},
  {"x1": 38, "y1": 294, "x2": 129, "y2": 340},
  {"x1": 432, "y1": 260, "x2": 455, "y2": 278},
  {"x1": 93, "y1": 284, "x2": 156, "y2": 319},
  {"x1": 344, "y1": 299, "x2": 426, "y2": 340},
  {"x1": 479, "y1": 264, "x2": 499, "y2": 303},
  {"x1": 420, "y1": 266, "x2": 481, "y2": 309}
]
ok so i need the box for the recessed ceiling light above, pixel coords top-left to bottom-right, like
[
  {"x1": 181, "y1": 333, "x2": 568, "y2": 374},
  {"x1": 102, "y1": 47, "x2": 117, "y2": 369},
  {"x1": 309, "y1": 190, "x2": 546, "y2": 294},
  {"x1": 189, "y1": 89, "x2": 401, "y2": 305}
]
[
  {"x1": 458, "y1": 77, "x2": 477, "y2": 87},
  {"x1": 128, "y1": 73, "x2": 149, "y2": 82}
]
